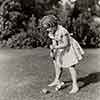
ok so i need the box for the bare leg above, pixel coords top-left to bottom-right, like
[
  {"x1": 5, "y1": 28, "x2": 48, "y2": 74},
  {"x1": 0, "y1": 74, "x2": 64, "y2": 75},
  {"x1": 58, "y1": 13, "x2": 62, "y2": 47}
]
[{"x1": 68, "y1": 66, "x2": 79, "y2": 94}]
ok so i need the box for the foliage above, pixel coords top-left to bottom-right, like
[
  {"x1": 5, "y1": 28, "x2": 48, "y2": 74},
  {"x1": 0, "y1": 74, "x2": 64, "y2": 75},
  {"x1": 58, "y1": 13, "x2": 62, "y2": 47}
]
[
  {"x1": 55, "y1": 0, "x2": 100, "y2": 48},
  {"x1": 0, "y1": 0, "x2": 100, "y2": 48}
]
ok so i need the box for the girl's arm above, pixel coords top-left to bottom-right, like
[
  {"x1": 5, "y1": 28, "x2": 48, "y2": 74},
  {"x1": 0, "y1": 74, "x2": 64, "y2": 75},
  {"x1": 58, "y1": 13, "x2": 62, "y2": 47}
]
[
  {"x1": 49, "y1": 39, "x2": 57, "y2": 58},
  {"x1": 48, "y1": 33, "x2": 55, "y2": 40},
  {"x1": 48, "y1": 33, "x2": 57, "y2": 48}
]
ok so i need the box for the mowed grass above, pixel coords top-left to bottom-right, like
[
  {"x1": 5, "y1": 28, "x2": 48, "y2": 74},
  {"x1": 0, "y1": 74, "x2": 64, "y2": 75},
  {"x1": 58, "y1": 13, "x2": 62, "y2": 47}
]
[{"x1": 0, "y1": 47, "x2": 100, "y2": 100}]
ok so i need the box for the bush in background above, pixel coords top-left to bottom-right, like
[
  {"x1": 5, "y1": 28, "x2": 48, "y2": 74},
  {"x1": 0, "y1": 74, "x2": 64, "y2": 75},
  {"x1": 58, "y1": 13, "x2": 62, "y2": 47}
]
[{"x1": 0, "y1": 0, "x2": 100, "y2": 48}]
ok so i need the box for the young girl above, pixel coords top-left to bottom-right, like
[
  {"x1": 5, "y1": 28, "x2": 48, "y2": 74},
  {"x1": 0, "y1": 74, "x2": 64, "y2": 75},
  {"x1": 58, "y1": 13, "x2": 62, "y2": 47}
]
[{"x1": 40, "y1": 15, "x2": 84, "y2": 94}]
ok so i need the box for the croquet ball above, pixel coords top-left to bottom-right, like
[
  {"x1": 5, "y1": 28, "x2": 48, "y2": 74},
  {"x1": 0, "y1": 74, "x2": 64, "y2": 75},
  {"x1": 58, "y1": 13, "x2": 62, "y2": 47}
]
[{"x1": 42, "y1": 88, "x2": 49, "y2": 94}]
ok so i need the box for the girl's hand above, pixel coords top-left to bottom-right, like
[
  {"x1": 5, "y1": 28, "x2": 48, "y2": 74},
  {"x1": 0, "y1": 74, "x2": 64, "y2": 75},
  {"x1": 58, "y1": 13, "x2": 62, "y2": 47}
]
[{"x1": 48, "y1": 33, "x2": 54, "y2": 39}]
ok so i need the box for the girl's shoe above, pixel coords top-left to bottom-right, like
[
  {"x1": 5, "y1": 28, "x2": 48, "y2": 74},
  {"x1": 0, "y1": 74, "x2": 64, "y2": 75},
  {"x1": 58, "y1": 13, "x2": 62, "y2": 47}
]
[
  {"x1": 55, "y1": 81, "x2": 64, "y2": 91},
  {"x1": 48, "y1": 80, "x2": 60, "y2": 87},
  {"x1": 69, "y1": 86, "x2": 79, "y2": 94}
]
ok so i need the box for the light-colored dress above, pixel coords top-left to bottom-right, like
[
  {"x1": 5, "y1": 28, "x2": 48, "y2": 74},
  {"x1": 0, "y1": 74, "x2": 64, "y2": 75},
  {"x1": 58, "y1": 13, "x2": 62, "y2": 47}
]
[{"x1": 50, "y1": 25, "x2": 84, "y2": 68}]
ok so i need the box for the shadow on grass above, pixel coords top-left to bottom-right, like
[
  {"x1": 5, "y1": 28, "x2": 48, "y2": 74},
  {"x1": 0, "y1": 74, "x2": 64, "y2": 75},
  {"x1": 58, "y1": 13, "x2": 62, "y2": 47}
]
[
  {"x1": 78, "y1": 72, "x2": 100, "y2": 89},
  {"x1": 60, "y1": 72, "x2": 100, "y2": 91}
]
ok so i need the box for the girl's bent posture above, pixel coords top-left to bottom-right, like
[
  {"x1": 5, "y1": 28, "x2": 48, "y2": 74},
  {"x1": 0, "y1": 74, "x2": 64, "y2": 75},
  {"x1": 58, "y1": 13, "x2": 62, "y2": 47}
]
[{"x1": 40, "y1": 15, "x2": 84, "y2": 94}]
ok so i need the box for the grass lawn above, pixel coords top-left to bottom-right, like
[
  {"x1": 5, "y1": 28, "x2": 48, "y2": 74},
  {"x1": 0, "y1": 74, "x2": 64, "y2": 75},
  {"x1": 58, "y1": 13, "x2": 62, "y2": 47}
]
[{"x1": 0, "y1": 47, "x2": 100, "y2": 100}]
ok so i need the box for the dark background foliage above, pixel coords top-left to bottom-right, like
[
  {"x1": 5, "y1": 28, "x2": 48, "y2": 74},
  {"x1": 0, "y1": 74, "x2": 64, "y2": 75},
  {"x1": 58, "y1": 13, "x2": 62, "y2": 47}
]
[{"x1": 0, "y1": 0, "x2": 100, "y2": 48}]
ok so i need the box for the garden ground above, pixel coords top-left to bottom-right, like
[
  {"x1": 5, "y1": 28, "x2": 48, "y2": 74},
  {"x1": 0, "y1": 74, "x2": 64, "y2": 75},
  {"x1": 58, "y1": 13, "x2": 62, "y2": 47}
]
[{"x1": 0, "y1": 47, "x2": 100, "y2": 100}]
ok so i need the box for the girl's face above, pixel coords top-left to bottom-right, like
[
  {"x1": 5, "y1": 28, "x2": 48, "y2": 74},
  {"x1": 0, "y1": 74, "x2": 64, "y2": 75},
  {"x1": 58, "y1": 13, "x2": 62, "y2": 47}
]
[
  {"x1": 43, "y1": 23, "x2": 57, "y2": 35},
  {"x1": 44, "y1": 25, "x2": 57, "y2": 34},
  {"x1": 46, "y1": 27, "x2": 55, "y2": 34}
]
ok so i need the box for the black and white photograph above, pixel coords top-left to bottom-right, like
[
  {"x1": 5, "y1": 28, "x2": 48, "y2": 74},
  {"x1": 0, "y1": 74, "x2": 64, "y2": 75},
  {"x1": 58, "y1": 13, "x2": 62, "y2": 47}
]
[{"x1": 0, "y1": 0, "x2": 100, "y2": 100}]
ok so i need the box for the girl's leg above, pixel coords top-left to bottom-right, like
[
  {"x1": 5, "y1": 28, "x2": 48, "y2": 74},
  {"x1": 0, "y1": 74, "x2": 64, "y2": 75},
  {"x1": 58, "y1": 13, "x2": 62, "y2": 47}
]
[
  {"x1": 48, "y1": 60, "x2": 62, "y2": 87},
  {"x1": 68, "y1": 65, "x2": 79, "y2": 94}
]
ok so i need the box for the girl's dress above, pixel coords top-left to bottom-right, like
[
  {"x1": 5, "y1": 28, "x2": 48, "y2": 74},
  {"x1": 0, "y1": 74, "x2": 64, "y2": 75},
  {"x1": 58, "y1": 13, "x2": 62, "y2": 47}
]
[{"x1": 50, "y1": 25, "x2": 84, "y2": 68}]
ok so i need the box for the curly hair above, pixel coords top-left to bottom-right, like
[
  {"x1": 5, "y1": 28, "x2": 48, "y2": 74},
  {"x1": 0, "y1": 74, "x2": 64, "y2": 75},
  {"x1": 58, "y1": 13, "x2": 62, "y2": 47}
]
[{"x1": 39, "y1": 15, "x2": 58, "y2": 28}]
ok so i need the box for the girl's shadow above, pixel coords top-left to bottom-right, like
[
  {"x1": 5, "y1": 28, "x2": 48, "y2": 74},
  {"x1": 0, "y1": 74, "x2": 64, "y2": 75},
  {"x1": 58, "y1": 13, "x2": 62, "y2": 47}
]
[
  {"x1": 61, "y1": 72, "x2": 100, "y2": 90},
  {"x1": 78, "y1": 72, "x2": 100, "y2": 89}
]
